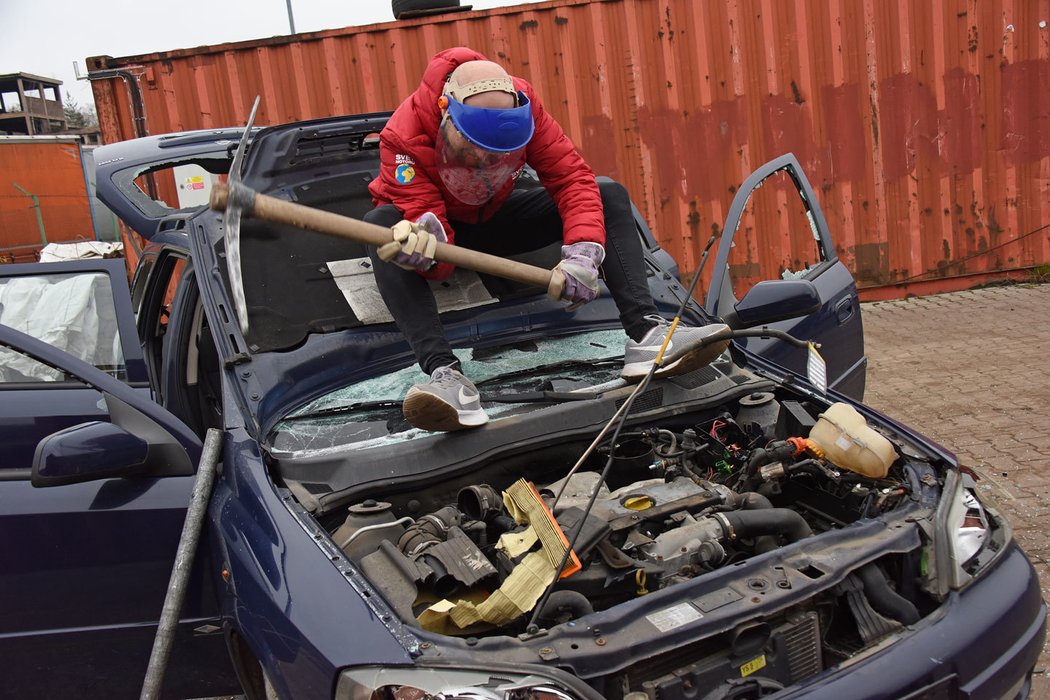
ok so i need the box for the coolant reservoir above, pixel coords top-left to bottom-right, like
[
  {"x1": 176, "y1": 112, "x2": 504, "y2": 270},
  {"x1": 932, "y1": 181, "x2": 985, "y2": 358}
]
[{"x1": 808, "y1": 402, "x2": 896, "y2": 478}]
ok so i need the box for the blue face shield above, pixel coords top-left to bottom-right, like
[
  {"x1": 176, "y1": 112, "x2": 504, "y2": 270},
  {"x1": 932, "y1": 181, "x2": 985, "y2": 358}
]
[
  {"x1": 435, "y1": 92, "x2": 534, "y2": 205},
  {"x1": 444, "y1": 91, "x2": 534, "y2": 151}
]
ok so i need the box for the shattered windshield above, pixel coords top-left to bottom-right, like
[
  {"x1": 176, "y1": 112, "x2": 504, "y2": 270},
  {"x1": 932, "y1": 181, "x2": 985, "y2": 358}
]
[{"x1": 271, "y1": 328, "x2": 630, "y2": 453}]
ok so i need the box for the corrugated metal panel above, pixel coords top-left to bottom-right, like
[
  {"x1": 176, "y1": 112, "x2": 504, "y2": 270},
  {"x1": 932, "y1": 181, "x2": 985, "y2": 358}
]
[
  {"x1": 88, "y1": 0, "x2": 1050, "y2": 296},
  {"x1": 0, "y1": 137, "x2": 96, "y2": 263}
]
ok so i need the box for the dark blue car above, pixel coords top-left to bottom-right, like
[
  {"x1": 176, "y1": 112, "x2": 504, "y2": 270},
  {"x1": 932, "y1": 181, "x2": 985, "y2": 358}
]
[{"x1": 0, "y1": 113, "x2": 1043, "y2": 699}]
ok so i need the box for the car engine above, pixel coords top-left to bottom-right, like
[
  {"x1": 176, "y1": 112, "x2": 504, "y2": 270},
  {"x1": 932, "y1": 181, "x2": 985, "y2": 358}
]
[{"x1": 327, "y1": 391, "x2": 912, "y2": 638}]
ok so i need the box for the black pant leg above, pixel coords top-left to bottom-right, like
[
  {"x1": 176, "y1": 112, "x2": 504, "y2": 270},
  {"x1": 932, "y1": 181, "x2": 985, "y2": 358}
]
[
  {"x1": 454, "y1": 186, "x2": 564, "y2": 254},
  {"x1": 365, "y1": 204, "x2": 458, "y2": 374},
  {"x1": 458, "y1": 181, "x2": 658, "y2": 341},
  {"x1": 594, "y1": 181, "x2": 660, "y2": 341},
  {"x1": 364, "y1": 180, "x2": 659, "y2": 373}
]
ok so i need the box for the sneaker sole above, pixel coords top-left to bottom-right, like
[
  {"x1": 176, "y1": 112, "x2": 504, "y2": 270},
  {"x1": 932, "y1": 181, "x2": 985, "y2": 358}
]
[
  {"x1": 621, "y1": 340, "x2": 730, "y2": 382},
  {"x1": 403, "y1": 390, "x2": 489, "y2": 432}
]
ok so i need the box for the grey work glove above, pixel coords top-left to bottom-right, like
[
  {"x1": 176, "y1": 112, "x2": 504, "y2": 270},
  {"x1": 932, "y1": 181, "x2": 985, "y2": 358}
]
[
  {"x1": 557, "y1": 241, "x2": 605, "y2": 306},
  {"x1": 390, "y1": 212, "x2": 448, "y2": 272}
]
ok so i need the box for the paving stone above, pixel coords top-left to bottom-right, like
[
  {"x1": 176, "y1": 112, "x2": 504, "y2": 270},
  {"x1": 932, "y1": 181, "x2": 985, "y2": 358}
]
[{"x1": 862, "y1": 282, "x2": 1050, "y2": 698}]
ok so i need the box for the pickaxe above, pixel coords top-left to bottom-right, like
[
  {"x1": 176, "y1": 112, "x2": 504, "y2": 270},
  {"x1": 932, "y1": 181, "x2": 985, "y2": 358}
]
[{"x1": 210, "y1": 100, "x2": 567, "y2": 334}]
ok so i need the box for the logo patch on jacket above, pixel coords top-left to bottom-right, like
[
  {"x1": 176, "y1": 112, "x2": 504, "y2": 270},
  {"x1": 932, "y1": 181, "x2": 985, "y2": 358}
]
[{"x1": 395, "y1": 164, "x2": 416, "y2": 184}]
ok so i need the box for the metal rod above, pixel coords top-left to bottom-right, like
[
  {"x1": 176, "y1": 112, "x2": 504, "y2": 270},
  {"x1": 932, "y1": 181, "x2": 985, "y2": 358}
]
[
  {"x1": 140, "y1": 428, "x2": 223, "y2": 700},
  {"x1": 12, "y1": 183, "x2": 47, "y2": 246}
]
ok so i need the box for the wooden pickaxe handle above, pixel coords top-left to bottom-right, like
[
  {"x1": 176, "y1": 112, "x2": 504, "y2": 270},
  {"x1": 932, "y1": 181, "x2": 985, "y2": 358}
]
[{"x1": 210, "y1": 181, "x2": 566, "y2": 300}]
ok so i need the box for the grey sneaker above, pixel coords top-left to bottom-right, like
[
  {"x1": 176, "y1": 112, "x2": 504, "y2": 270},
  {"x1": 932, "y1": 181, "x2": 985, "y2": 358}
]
[
  {"x1": 403, "y1": 366, "x2": 489, "y2": 432},
  {"x1": 621, "y1": 316, "x2": 731, "y2": 381}
]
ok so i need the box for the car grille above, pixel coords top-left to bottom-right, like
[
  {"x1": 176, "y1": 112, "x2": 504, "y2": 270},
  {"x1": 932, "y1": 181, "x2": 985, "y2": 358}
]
[
  {"x1": 616, "y1": 387, "x2": 664, "y2": 412},
  {"x1": 669, "y1": 365, "x2": 721, "y2": 389}
]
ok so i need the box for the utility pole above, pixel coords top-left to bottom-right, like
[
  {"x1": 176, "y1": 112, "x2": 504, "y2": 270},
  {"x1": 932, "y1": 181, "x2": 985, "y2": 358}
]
[{"x1": 285, "y1": 0, "x2": 296, "y2": 33}]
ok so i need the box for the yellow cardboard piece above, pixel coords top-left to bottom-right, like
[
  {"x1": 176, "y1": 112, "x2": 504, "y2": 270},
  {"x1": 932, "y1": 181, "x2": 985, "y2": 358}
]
[
  {"x1": 418, "y1": 479, "x2": 576, "y2": 632},
  {"x1": 503, "y1": 479, "x2": 578, "y2": 572},
  {"x1": 496, "y1": 526, "x2": 538, "y2": 558},
  {"x1": 417, "y1": 592, "x2": 493, "y2": 636},
  {"x1": 447, "y1": 551, "x2": 556, "y2": 627}
]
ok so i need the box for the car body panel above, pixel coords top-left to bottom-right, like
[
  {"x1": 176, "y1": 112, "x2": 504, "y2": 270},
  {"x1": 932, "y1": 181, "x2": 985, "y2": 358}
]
[
  {"x1": 93, "y1": 127, "x2": 248, "y2": 240},
  {"x1": 777, "y1": 544, "x2": 1046, "y2": 700},
  {"x1": 208, "y1": 428, "x2": 414, "y2": 698}
]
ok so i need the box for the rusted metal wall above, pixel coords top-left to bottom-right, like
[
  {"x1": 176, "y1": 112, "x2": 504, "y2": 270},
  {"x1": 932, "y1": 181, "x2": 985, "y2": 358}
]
[
  {"x1": 88, "y1": 0, "x2": 1050, "y2": 298},
  {"x1": 0, "y1": 137, "x2": 96, "y2": 263}
]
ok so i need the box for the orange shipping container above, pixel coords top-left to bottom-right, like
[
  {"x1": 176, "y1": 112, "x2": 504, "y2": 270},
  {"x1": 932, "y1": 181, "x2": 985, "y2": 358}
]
[
  {"x1": 0, "y1": 136, "x2": 96, "y2": 264},
  {"x1": 87, "y1": 0, "x2": 1050, "y2": 299}
]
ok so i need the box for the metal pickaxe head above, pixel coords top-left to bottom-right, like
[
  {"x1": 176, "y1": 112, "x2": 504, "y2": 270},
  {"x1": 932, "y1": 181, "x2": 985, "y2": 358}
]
[{"x1": 220, "y1": 96, "x2": 261, "y2": 335}]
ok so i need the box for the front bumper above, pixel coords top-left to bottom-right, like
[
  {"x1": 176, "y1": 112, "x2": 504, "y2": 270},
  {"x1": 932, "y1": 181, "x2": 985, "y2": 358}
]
[{"x1": 779, "y1": 543, "x2": 1046, "y2": 700}]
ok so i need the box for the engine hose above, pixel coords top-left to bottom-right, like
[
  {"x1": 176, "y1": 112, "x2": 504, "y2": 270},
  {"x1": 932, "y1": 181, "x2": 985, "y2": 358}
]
[
  {"x1": 488, "y1": 514, "x2": 518, "y2": 535},
  {"x1": 904, "y1": 463, "x2": 923, "y2": 501},
  {"x1": 419, "y1": 555, "x2": 459, "y2": 599},
  {"x1": 724, "y1": 492, "x2": 777, "y2": 552},
  {"x1": 715, "y1": 508, "x2": 813, "y2": 550},
  {"x1": 857, "y1": 564, "x2": 920, "y2": 625},
  {"x1": 785, "y1": 459, "x2": 827, "y2": 479},
  {"x1": 534, "y1": 590, "x2": 594, "y2": 627},
  {"x1": 747, "y1": 440, "x2": 803, "y2": 472},
  {"x1": 457, "y1": 484, "x2": 504, "y2": 521},
  {"x1": 727, "y1": 491, "x2": 773, "y2": 511},
  {"x1": 397, "y1": 506, "x2": 462, "y2": 556}
]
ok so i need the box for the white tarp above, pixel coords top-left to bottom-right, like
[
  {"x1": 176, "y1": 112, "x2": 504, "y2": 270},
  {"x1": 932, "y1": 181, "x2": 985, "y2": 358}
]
[
  {"x1": 38, "y1": 241, "x2": 124, "y2": 263},
  {"x1": 0, "y1": 272, "x2": 123, "y2": 381}
]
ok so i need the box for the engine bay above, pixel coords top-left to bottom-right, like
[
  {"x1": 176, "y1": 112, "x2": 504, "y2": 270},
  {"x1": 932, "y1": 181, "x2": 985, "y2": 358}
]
[{"x1": 320, "y1": 388, "x2": 919, "y2": 640}]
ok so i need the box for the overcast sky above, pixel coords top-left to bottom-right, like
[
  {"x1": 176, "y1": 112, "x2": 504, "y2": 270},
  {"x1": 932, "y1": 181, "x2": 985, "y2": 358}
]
[{"x1": 1, "y1": 0, "x2": 546, "y2": 111}]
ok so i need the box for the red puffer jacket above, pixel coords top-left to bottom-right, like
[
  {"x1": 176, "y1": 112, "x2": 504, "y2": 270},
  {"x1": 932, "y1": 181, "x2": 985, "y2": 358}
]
[{"x1": 368, "y1": 47, "x2": 604, "y2": 280}]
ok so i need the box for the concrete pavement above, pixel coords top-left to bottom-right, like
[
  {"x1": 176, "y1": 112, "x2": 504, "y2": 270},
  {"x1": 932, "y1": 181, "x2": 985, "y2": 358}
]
[{"x1": 862, "y1": 282, "x2": 1050, "y2": 698}]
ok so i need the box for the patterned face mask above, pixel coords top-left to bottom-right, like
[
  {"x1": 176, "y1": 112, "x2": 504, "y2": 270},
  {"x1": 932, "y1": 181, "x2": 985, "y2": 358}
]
[{"x1": 435, "y1": 115, "x2": 527, "y2": 205}]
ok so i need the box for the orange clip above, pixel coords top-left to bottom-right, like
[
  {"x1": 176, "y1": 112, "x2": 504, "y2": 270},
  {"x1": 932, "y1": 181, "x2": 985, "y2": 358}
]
[
  {"x1": 437, "y1": 95, "x2": 449, "y2": 110},
  {"x1": 786, "y1": 436, "x2": 808, "y2": 456}
]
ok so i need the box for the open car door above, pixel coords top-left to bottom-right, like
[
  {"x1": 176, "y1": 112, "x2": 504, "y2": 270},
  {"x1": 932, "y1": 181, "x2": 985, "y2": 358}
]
[
  {"x1": 705, "y1": 154, "x2": 866, "y2": 399},
  {"x1": 0, "y1": 261, "x2": 238, "y2": 698}
]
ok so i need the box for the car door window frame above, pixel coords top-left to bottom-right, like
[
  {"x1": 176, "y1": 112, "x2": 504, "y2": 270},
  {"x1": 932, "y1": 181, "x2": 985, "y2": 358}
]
[{"x1": 706, "y1": 154, "x2": 839, "y2": 315}]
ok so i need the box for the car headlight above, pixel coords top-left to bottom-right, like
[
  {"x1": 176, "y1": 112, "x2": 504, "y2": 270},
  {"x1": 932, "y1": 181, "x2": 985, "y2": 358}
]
[
  {"x1": 932, "y1": 468, "x2": 1011, "y2": 593},
  {"x1": 335, "y1": 665, "x2": 584, "y2": 700}
]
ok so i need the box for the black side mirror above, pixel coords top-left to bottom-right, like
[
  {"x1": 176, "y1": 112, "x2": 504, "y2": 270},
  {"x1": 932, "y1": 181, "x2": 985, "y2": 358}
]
[{"x1": 725, "y1": 279, "x2": 821, "y2": 328}]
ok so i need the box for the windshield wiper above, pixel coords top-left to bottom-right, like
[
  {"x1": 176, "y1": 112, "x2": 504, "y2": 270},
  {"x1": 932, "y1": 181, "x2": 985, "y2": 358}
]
[
  {"x1": 283, "y1": 359, "x2": 621, "y2": 420},
  {"x1": 474, "y1": 358, "x2": 621, "y2": 387},
  {"x1": 481, "y1": 389, "x2": 601, "y2": 404},
  {"x1": 471, "y1": 358, "x2": 622, "y2": 404},
  {"x1": 282, "y1": 399, "x2": 403, "y2": 421}
]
